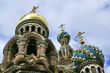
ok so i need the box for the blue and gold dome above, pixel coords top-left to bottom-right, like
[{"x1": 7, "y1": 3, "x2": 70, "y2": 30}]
[
  {"x1": 57, "y1": 31, "x2": 70, "y2": 43},
  {"x1": 73, "y1": 45, "x2": 104, "y2": 68}
]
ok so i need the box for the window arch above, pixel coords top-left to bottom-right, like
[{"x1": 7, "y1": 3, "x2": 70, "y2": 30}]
[
  {"x1": 20, "y1": 28, "x2": 23, "y2": 34},
  {"x1": 25, "y1": 26, "x2": 29, "y2": 32},
  {"x1": 59, "y1": 70, "x2": 63, "y2": 73},
  {"x1": 37, "y1": 27, "x2": 41, "y2": 34},
  {"x1": 31, "y1": 25, "x2": 35, "y2": 32},
  {"x1": 10, "y1": 43, "x2": 18, "y2": 59},
  {"x1": 42, "y1": 30, "x2": 45, "y2": 37},
  {"x1": 59, "y1": 51, "x2": 62, "y2": 57},
  {"x1": 27, "y1": 39, "x2": 37, "y2": 56},
  {"x1": 91, "y1": 66, "x2": 96, "y2": 73},
  {"x1": 81, "y1": 71, "x2": 84, "y2": 73},
  {"x1": 97, "y1": 67, "x2": 101, "y2": 73},
  {"x1": 85, "y1": 68, "x2": 90, "y2": 73}
]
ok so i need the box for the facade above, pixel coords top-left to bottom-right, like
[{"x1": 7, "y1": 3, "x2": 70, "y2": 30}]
[{"x1": 0, "y1": 6, "x2": 105, "y2": 73}]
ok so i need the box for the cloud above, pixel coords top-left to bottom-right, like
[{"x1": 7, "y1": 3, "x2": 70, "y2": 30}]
[
  {"x1": 105, "y1": 56, "x2": 110, "y2": 73},
  {"x1": 105, "y1": 66, "x2": 110, "y2": 73}
]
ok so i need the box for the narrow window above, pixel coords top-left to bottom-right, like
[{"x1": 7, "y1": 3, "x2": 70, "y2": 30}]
[
  {"x1": 25, "y1": 26, "x2": 29, "y2": 32},
  {"x1": 20, "y1": 28, "x2": 23, "y2": 34},
  {"x1": 10, "y1": 43, "x2": 18, "y2": 59},
  {"x1": 31, "y1": 26, "x2": 35, "y2": 32},
  {"x1": 85, "y1": 68, "x2": 90, "y2": 73},
  {"x1": 91, "y1": 66, "x2": 96, "y2": 73},
  {"x1": 37, "y1": 27, "x2": 41, "y2": 34},
  {"x1": 59, "y1": 51, "x2": 62, "y2": 57},
  {"x1": 42, "y1": 30, "x2": 45, "y2": 36},
  {"x1": 27, "y1": 39, "x2": 37, "y2": 56},
  {"x1": 97, "y1": 67, "x2": 101, "y2": 73},
  {"x1": 81, "y1": 71, "x2": 84, "y2": 73}
]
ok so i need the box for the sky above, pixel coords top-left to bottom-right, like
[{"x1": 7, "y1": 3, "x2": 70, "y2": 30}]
[{"x1": 0, "y1": 0, "x2": 110, "y2": 72}]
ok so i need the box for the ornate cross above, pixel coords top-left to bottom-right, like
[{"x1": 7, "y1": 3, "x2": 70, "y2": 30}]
[
  {"x1": 31, "y1": 6, "x2": 39, "y2": 13},
  {"x1": 59, "y1": 24, "x2": 65, "y2": 32},
  {"x1": 76, "y1": 32, "x2": 85, "y2": 38}
]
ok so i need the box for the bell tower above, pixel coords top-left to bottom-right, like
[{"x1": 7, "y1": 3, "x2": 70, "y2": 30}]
[
  {"x1": 57, "y1": 24, "x2": 75, "y2": 73},
  {"x1": 2, "y1": 6, "x2": 58, "y2": 73}
]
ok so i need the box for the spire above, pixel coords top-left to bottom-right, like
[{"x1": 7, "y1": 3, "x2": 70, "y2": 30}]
[{"x1": 31, "y1": 6, "x2": 39, "y2": 13}]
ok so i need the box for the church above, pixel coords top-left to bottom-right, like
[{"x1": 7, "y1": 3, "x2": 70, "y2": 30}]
[{"x1": 0, "y1": 6, "x2": 105, "y2": 73}]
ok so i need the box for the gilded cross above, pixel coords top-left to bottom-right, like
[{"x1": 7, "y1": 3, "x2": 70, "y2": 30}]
[
  {"x1": 59, "y1": 24, "x2": 65, "y2": 32},
  {"x1": 31, "y1": 6, "x2": 39, "y2": 13},
  {"x1": 76, "y1": 32, "x2": 85, "y2": 38}
]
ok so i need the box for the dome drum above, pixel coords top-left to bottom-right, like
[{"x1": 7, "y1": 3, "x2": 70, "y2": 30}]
[{"x1": 16, "y1": 22, "x2": 49, "y2": 38}]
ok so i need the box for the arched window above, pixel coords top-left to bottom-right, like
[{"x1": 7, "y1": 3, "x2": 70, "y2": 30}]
[
  {"x1": 10, "y1": 43, "x2": 18, "y2": 59},
  {"x1": 37, "y1": 27, "x2": 41, "y2": 34},
  {"x1": 59, "y1": 70, "x2": 63, "y2": 73},
  {"x1": 85, "y1": 68, "x2": 90, "y2": 73},
  {"x1": 31, "y1": 25, "x2": 35, "y2": 32},
  {"x1": 42, "y1": 30, "x2": 45, "y2": 37},
  {"x1": 27, "y1": 39, "x2": 37, "y2": 56},
  {"x1": 20, "y1": 28, "x2": 23, "y2": 34},
  {"x1": 81, "y1": 71, "x2": 84, "y2": 73},
  {"x1": 59, "y1": 51, "x2": 62, "y2": 57},
  {"x1": 97, "y1": 67, "x2": 101, "y2": 73},
  {"x1": 25, "y1": 26, "x2": 29, "y2": 32},
  {"x1": 91, "y1": 66, "x2": 96, "y2": 73}
]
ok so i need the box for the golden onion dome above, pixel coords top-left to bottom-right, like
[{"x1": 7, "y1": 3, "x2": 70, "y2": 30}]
[
  {"x1": 17, "y1": 12, "x2": 48, "y2": 27},
  {"x1": 17, "y1": 6, "x2": 48, "y2": 27}
]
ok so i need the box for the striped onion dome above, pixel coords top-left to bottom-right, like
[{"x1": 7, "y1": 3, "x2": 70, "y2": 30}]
[{"x1": 73, "y1": 45, "x2": 104, "y2": 68}]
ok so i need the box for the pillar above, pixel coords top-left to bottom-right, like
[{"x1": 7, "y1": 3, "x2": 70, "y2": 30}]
[
  {"x1": 14, "y1": 37, "x2": 27, "y2": 64},
  {"x1": 37, "y1": 40, "x2": 47, "y2": 57},
  {"x1": 29, "y1": 25, "x2": 32, "y2": 32},
  {"x1": 17, "y1": 38, "x2": 27, "y2": 54}
]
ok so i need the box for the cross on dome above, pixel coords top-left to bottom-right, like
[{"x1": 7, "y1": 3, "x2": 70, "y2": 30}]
[
  {"x1": 59, "y1": 24, "x2": 65, "y2": 32},
  {"x1": 31, "y1": 6, "x2": 39, "y2": 13}
]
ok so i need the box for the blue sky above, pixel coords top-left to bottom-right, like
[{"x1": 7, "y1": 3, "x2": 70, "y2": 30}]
[{"x1": 0, "y1": 0, "x2": 110, "y2": 72}]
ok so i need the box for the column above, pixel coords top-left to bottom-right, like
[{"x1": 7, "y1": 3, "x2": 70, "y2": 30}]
[
  {"x1": 37, "y1": 40, "x2": 47, "y2": 57},
  {"x1": 7, "y1": 51, "x2": 12, "y2": 62},
  {"x1": 29, "y1": 25, "x2": 32, "y2": 32},
  {"x1": 17, "y1": 38, "x2": 27, "y2": 54},
  {"x1": 14, "y1": 37, "x2": 27, "y2": 64},
  {"x1": 35, "y1": 27, "x2": 38, "y2": 33},
  {"x1": 23, "y1": 26, "x2": 25, "y2": 32}
]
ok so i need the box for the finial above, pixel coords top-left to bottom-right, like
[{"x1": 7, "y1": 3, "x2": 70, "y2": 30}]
[
  {"x1": 76, "y1": 32, "x2": 85, "y2": 45},
  {"x1": 76, "y1": 32, "x2": 85, "y2": 38},
  {"x1": 31, "y1": 6, "x2": 39, "y2": 13},
  {"x1": 59, "y1": 24, "x2": 65, "y2": 32}
]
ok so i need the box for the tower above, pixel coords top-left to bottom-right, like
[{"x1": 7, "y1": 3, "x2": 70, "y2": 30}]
[
  {"x1": 57, "y1": 24, "x2": 75, "y2": 73},
  {"x1": 1, "y1": 6, "x2": 58, "y2": 73}
]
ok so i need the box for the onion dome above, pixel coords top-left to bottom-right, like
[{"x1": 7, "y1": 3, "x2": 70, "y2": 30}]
[
  {"x1": 57, "y1": 31, "x2": 70, "y2": 42},
  {"x1": 17, "y1": 12, "x2": 48, "y2": 27},
  {"x1": 57, "y1": 24, "x2": 71, "y2": 45},
  {"x1": 57, "y1": 31, "x2": 70, "y2": 45},
  {"x1": 15, "y1": 6, "x2": 48, "y2": 35},
  {"x1": 73, "y1": 45, "x2": 105, "y2": 69}
]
